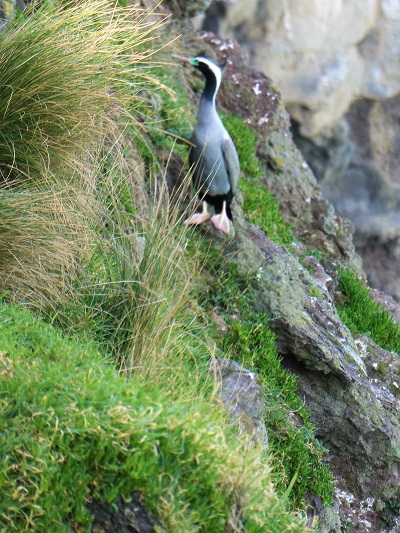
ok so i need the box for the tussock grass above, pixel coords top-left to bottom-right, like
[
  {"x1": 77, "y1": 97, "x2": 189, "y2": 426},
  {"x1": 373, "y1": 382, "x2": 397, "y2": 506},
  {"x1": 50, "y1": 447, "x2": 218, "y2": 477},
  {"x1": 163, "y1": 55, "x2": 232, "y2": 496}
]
[
  {"x1": 0, "y1": 0, "x2": 165, "y2": 185},
  {"x1": 0, "y1": 182, "x2": 95, "y2": 308},
  {"x1": 0, "y1": 0, "x2": 167, "y2": 309}
]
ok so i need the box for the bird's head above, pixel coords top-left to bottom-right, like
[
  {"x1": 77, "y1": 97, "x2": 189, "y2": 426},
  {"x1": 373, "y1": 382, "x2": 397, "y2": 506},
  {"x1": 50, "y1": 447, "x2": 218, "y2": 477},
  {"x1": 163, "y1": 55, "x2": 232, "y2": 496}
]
[{"x1": 173, "y1": 54, "x2": 224, "y2": 93}]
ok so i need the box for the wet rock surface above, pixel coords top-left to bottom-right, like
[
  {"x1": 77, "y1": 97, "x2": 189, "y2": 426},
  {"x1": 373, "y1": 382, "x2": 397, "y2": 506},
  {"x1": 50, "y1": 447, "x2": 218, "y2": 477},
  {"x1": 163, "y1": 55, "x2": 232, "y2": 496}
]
[{"x1": 211, "y1": 357, "x2": 268, "y2": 447}]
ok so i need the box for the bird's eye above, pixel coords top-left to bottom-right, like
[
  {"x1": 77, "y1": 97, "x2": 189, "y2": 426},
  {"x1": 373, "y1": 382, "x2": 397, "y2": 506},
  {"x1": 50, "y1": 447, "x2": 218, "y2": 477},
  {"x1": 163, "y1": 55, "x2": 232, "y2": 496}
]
[{"x1": 191, "y1": 58, "x2": 199, "y2": 67}]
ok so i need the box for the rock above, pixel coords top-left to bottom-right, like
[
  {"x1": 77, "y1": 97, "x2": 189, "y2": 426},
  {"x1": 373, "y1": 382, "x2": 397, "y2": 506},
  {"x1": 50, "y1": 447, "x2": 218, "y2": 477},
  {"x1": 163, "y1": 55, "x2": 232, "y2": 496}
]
[
  {"x1": 306, "y1": 495, "x2": 342, "y2": 533},
  {"x1": 211, "y1": 357, "x2": 268, "y2": 447},
  {"x1": 0, "y1": 0, "x2": 16, "y2": 31},
  {"x1": 218, "y1": 208, "x2": 400, "y2": 529},
  {"x1": 178, "y1": 25, "x2": 400, "y2": 530},
  {"x1": 292, "y1": 93, "x2": 400, "y2": 300},
  {"x1": 370, "y1": 288, "x2": 400, "y2": 326},
  {"x1": 204, "y1": 0, "x2": 400, "y2": 136},
  {"x1": 164, "y1": 0, "x2": 212, "y2": 18},
  {"x1": 229, "y1": 217, "x2": 366, "y2": 378},
  {"x1": 359, "y1": 1, "x2": 400, "y2": 99},
  {"x1": 84, "y1": 493, "x2": 162, "y2": 533}
]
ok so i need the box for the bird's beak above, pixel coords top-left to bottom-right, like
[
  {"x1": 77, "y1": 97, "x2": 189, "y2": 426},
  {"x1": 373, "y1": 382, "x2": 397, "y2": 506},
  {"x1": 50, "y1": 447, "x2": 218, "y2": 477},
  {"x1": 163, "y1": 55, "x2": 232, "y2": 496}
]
[{"x1": 172, "y1": 53, "x2": 192, "y2": 65}]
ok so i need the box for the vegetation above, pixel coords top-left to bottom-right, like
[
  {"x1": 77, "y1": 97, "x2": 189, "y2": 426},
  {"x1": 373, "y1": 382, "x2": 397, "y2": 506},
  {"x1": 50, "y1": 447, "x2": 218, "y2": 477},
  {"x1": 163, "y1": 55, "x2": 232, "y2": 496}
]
[
  {"x1": 0, "y1": 0, "x2": 165, "y2": 308},
  {"x1": 0, "y1": 1, "x2": 312, "y2": 531},
  {"x1": 381, "y1": 492, "x2": 400, "y2": 529},
  {"x1": 0, "y1": 301, "x2": 307, "y2": 532},
  {"x1": 336, "y1": 269, "x2": 400, "y2": 354}
]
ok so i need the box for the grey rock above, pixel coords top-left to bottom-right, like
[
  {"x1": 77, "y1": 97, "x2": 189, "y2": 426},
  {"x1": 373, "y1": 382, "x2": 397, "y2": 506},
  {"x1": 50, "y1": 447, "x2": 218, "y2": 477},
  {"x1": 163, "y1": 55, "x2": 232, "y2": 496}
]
[
  {"x1": 211, "y1": 357, "x2": 268, "y2": 447},
  {"x1": 0, "y1": 0, "x2": 15, "y2": 32},
  {"x1": 292, "y1": 93, "x2": 400, "y2": 300},
  {"x1": 370, "y1": 288, "x2": 400, "y2": 326},
  {"x1": 165, "y1": 0, "x2": 212, "y2": 18},
  {"x1": 205, "y1": 0, "x2": 400, "y2": 135},
  {"x1": 306, "y1": 495, "x2": 342, "y2": 533}
]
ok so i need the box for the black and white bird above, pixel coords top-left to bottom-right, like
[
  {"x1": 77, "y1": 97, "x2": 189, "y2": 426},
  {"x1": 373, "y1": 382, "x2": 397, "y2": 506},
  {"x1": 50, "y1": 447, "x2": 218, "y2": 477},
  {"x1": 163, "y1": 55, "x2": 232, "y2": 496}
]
[{"x1": 175, "y1": 55, "x2": 240, "y2": 235}]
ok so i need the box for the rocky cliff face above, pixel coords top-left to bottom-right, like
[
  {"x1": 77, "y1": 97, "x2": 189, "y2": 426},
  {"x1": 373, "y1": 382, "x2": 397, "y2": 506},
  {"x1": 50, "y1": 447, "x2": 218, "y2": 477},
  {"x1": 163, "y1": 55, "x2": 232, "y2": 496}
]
[
  {"x1": 171, "y1": 16, "x2": 400, "y2": 531},
  {"x1": 202, "y1": 0, "x2": 400, "y2": 308},
  {"x1": 207, "y1": 0, "x2": 400, "y2": 137}
]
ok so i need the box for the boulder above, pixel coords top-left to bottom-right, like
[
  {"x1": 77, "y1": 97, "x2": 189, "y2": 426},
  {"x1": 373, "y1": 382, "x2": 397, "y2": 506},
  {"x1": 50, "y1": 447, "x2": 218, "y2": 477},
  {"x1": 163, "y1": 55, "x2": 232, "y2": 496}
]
[{"x1": 211, "y1": 357, "x2": 268, "y2": 447}]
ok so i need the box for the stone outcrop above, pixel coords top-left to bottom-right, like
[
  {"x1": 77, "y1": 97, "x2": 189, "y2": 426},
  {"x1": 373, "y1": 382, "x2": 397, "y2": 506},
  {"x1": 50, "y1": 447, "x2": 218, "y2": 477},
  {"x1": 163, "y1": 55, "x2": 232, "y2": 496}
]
[
  {"x1": 211, "y1": 357, "x2": 268, "y2": 447},
  {"x1": 292, "y1": 92, "x2": 400, "y2": 300},
  {"x1": 190, "y1": 33, "x2": 400, "y2": 531},
  {"x1": 205, "y1": 0, "x2": 400, "y2": 137}
]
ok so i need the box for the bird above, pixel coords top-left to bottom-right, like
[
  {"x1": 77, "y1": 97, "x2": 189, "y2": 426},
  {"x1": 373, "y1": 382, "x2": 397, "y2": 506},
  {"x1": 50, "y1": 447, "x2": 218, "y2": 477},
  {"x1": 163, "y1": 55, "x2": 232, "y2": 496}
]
[{"x1": 174, "y1": 54, "x2": 240, "y2": 235}]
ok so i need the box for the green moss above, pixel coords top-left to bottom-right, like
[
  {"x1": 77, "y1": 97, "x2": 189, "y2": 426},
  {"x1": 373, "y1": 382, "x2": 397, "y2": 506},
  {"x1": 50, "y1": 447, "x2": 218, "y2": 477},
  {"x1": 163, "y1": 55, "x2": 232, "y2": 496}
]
[
  {"x1": 336, "y1": 269, "x2": 400, "y2": 354},
  {"x1": 0, "y1": 300, "x2": 308, "y2": 532},
  {"x1": 223, "y1": 114, "x2": 294, "y2": 248},
  {"x1": 240, "y1": 178, "x2": 295, "y2": 248},
  {"x1": 307, "y1": 285, "x2": 323, "y2": 299},
  {"x1": 381, "y1": 493, "x2": 400, "y2": 529},
  {"x1": 201, "y1": 244, "x2": 334, "y2": 509},
  {"x1": 222, "y1": 114, "x2": 262, "y2": 179}
]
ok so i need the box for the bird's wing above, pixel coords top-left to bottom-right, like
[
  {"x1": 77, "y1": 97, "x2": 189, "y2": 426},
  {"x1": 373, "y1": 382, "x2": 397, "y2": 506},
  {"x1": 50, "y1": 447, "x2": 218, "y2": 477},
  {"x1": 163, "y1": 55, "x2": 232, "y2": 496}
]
[{"x1": 221, "y1": 137, "x2": 240, "y2": 194}]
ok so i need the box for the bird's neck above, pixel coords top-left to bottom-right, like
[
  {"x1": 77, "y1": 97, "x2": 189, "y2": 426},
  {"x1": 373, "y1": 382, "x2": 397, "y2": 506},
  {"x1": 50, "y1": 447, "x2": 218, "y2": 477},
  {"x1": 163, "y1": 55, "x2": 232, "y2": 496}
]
[
  {"x1": 197, "y1": 70, "x2": 220, "y2": 125},
  {"x1": 197, "y1": 95, "x2": 219, "y2": 125}
]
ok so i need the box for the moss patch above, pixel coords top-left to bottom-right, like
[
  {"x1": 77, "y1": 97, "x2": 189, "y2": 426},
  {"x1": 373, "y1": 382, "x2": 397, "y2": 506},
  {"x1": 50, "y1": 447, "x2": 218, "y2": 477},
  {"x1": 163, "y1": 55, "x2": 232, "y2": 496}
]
[
  {"x1": 223, "y1": 114, "x2": 294, "y2": 248},
  {"x1": 336, "y1": 269, "x2": 400, "y2": 354},
  {"x1": 0, "y1": 301, "x2": 310, "y2": 532}
]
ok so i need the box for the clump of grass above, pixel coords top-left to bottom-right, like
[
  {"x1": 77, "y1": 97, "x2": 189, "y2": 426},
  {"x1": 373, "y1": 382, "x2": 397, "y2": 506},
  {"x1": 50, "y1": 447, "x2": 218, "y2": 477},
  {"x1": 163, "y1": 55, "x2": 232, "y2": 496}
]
[
  {"x1": 337, "y1": 269, "x2": 400, "y2": 354},
  {"x1": 0, "y1": 183, "x2": 95, "y2": 309},
  {"x1": 201, "y1": 246, "x2": 334, "y2": 509},
  {"x1": 0, "y1": 0, "x2": 168, "y2": 310},
  {"x1": 0, "y1": 300, "x2": 309, "y2": 532},
  {"x1": 0, "y1": 0, "x2": 165, "y2": 185},
  {"x1": 64, "y1": 173, "x2": 203, "y2": 379},
  {"x1": 223, "y1": 115, "x2": 295, "y2": 248}
]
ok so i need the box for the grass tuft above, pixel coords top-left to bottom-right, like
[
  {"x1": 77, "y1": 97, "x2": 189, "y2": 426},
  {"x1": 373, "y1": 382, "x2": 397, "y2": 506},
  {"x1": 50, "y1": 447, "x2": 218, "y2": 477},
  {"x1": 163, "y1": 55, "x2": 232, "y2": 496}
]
[{"x1": 0, "y1": 0, "x2": 165, "y2": 185}]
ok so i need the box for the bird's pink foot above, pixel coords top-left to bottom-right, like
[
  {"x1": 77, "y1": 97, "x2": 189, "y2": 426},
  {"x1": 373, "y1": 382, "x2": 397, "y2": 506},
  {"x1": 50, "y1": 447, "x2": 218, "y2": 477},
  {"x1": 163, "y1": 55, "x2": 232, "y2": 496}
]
[
  {"x1": 211, "y1": 213, "x2": 231, "y2": 235},
  {"x1": 184, "y1": 212, "x2": 211, "y2": 226}
]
